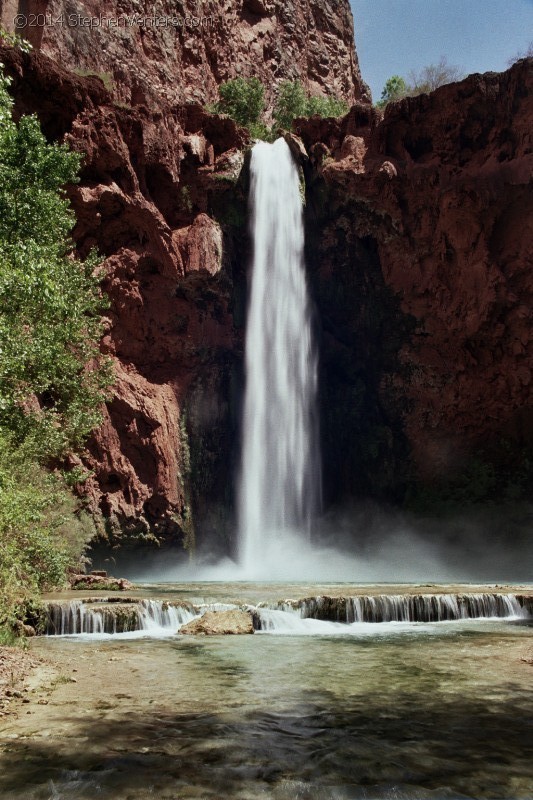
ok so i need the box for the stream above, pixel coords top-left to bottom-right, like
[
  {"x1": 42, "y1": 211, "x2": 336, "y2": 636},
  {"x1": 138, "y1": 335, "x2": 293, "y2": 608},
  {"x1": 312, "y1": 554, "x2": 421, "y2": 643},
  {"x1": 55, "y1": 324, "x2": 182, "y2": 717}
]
[{"x1": 1, "y1": 583, "x2": 533, "y2": 799}]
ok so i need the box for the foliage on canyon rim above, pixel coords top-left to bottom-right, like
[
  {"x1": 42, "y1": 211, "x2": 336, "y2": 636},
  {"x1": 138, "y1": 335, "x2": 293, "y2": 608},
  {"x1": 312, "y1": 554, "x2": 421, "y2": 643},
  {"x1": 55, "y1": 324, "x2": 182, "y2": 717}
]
[
  {"x1": 0, "y1": 64, "x2": 110, "y2": 639},
  {"x1": 273, "y1": 81, "x2": 348, "y2": 130},
  {"x1": 507, "y1": 40, "x2": 533, "y2": 66},
  {"x1": 377, "y1": 56, "x2": 463, "y2": 108},
  {"x1": 212, "y1": 77, "x2": 348, "y2": 138}
]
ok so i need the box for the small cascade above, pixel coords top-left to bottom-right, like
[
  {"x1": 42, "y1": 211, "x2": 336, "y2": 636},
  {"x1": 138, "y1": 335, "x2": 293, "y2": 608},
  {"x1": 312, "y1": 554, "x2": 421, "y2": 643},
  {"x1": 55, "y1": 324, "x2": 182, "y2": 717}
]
[
  {"x1": 44, "y1": 599, "x2": 196, "y2": 636},
  {"x1": 254, "y1": 593, "x2": 529, "y2": 629},
  {"x1": 42, "y1": 593, "x2": 531, "y2": 637},
  {"x1": 137, "y1": 600, "x2": 196, "y2": 632},
  {"x1": 46, "y1": 601, "x2": 106, "y2": 635}
]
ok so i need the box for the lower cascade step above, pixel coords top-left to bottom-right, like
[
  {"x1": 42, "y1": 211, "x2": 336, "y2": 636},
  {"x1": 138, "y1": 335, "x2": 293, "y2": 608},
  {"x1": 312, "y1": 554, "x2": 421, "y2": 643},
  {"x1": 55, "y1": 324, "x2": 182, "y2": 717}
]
[
  {"x1": 260, "y1": 592, "x2": 531, "y2": 626},
  {"x1": 40, "y1": 593, "x2": 532, "y2": 636},
  {"x1": 44, "y1": 599, "x2": 197, "y2": 635}
]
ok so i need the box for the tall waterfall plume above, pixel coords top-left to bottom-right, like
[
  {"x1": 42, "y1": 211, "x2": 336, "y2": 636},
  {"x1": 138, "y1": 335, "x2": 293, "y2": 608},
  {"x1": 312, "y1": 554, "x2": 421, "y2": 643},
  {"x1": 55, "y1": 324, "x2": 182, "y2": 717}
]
[{"x1": 238, "y1": 138, "x2": 321, "y2": 575}]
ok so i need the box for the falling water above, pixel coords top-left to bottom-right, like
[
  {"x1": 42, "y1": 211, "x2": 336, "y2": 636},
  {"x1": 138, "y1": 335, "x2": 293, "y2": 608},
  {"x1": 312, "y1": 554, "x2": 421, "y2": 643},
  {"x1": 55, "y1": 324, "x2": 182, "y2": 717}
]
[{"x1": 238, "y1": 138, "x2": 321, "y2": 574}]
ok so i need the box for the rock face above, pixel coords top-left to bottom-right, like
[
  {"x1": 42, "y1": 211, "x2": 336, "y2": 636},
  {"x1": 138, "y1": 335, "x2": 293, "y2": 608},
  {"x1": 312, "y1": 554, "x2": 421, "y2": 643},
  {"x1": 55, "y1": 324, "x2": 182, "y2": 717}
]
[
  {"x1": 2, "y1": 0, "x2": 367, "y2": 109},
  {"x1": 298, "y1": 61, "x2": 533, "y2": 506},
  {"x1": 0, "y1": 41, "x2": 248, "y2": 551},
  {"x1": 1, "y1": 4, "x2": 532, "y2": 557},
  {"x1": 179, "y1": 609, "x2": 254, "y2": 635},
  {"x1": 0, "y1": 0, "x2": 368, "y2": 556}
]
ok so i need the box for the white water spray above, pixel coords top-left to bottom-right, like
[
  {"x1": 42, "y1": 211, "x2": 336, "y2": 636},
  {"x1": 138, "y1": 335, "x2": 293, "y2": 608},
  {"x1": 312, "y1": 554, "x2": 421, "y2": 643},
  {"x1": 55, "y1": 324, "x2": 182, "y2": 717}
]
[{"x1": 238, "y1": 138, "x2": 321, "y2": 575}]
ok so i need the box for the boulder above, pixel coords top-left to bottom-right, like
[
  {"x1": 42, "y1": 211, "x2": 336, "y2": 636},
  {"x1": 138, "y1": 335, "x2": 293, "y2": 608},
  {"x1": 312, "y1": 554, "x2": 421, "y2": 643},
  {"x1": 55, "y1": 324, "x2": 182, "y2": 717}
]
[{"x1": 179, "y1": 609, "x2": 254, "y2": 635}]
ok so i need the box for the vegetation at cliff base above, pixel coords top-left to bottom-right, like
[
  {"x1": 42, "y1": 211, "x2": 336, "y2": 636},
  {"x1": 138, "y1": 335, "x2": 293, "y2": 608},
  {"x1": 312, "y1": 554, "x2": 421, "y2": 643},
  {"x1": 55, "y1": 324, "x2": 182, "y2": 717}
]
[
  {"x1": 0, "y1": 64, "x2": 111, "y2": 641},
  {"x1": 215, "y1": 76, "x2": 265, "y2": 129},
  {"x1": 212, "y1": 77, "x2": 348, "y2": 138}
]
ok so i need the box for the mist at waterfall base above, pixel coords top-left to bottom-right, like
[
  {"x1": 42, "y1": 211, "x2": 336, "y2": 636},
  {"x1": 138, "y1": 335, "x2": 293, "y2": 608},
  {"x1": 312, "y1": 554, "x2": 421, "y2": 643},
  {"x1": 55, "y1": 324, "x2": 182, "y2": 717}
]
[
  {"x1": 121, "y1": 138, "x2": 532, "y2": 586},
  {"x1": 126, "y1": 501, "x2": 532, "y2": 584}
]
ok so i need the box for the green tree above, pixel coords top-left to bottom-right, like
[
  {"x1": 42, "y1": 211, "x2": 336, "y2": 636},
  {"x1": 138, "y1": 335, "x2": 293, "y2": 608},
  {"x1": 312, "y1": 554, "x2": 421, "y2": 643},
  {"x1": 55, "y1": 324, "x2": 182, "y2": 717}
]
[
  {"x1": 0, "y1": 66, "x2": 110, "y2": 459},
  {"x1": 273, "y1": 80, "x2": 307, "y2": 130},
  {"x1": 377, "y1": 75, "x2": 409, "y2": 108},
  {"x1": 378, "y1": 59, "x2": 464, "y2": 109},
  {"x1": 212, "y1": 77, "x2": 348, "y2": 138},
  {"x1": 0, "y1": 62, "x2": 110, "y2": 638},
  {"x1": 215, "y1": 76, "x2": 265, "y2": 129},
  {"x1": 273, "y1": 80, "x2": 348, "y2": 131},
  {"x1": 305, "y1": 94, "x2": 348, "y2": 119}
]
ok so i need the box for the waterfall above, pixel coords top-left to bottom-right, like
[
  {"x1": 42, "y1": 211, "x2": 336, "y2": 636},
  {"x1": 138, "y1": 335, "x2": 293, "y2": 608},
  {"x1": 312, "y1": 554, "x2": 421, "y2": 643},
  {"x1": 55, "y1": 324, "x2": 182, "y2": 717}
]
[{"x1": 238, "y1": 138, "x2": 321, "y2": 574}]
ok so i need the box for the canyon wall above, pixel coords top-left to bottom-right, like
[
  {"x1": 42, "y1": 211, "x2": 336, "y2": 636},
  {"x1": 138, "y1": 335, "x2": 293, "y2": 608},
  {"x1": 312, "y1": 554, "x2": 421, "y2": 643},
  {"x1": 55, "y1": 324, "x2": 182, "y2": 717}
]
[
  {"x1": 2, "y1": 0, "x2": 367, "y2": 109},
  {"x1": 299, "y1": 60, "x2": 533, "y2": 510},
  {"x1": 0, "y1": 40, "x2": 248, "y2": 554},
  {"x1": 1, "y1": 1, "x2": 531, "y2": 556}
]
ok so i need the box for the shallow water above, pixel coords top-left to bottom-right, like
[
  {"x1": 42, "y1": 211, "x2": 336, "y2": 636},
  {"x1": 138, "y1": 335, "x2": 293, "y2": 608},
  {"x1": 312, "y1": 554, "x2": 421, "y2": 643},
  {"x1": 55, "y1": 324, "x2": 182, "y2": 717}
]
[{"x1": 1, "y1": 585, "x2": 533, "y2": 799}]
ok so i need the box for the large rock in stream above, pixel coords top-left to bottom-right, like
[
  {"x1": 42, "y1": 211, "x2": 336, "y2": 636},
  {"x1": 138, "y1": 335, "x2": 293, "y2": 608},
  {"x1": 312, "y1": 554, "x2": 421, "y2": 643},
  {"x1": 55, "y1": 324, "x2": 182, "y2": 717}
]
[{"x1": 179, "y1": 609, "x2": 254, "y2": 635}]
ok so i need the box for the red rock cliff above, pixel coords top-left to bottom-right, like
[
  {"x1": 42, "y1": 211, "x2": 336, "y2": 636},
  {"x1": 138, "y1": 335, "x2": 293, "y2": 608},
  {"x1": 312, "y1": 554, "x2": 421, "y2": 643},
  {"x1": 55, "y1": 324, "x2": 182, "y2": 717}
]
[
  {"x1": 0, "y1": 0, "x2": 368, "y2": 552},
  {"x1": 298, "y1": 60, "x2": 533, "y2": 503},
  {"x1": 1, "y1": 7, "x2": 531, "y2": 551},
  {"x1": 2, "y1": 0, "x2": 367, "y2": 108}
]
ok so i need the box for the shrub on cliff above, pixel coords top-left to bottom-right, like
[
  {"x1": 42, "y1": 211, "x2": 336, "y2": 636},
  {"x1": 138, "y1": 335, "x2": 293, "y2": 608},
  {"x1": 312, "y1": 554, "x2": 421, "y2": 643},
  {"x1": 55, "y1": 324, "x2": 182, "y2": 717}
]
[
  {"x1": 377, "y1": 57, "x2": 463, "y2": 108},
  {"x1": 273, "y1": 81, "x2": 307, "y2": 129},
  {"x1": 273, "y1": 80, "x2": 348, "y2": 130},
  {"x1": 214, "y1": 77, "x2": 265, "y2": 129},
  {"x1": 212, "y1": 77, "x2": 348, "y2": 138},
  {"x1": 408, "y1": 57, "x2": 463, "y2": 94},
  {"x1": 376, "y1": 75, "x2": 409, "y2": 108},
  {"x1": 507, "y1": 41, "x2": 533, "y2": 66},
  {"x1": 305, "y1": 94, "x2": 349, "y2": 119},
  {"x1": 0, "y1": 66, "x2": 110, "y2": 458}
]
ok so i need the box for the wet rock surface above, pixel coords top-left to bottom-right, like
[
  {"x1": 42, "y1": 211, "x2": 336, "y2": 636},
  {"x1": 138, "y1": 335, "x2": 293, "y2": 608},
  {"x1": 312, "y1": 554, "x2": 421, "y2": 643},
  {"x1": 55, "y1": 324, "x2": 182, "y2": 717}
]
[{"x1": 68, "y1": 573, "x2": 134, "y2": 590}]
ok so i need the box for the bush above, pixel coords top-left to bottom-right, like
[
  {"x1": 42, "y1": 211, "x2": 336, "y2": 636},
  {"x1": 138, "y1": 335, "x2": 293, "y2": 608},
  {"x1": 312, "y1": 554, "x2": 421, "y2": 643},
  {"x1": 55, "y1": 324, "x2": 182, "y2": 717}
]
[
  {"x1": 213, "y1": 78, "x2": 348, "y2": 138},
  {"x1": 0, "y1": 65, "x2": 111, "y2": 459},
  {"x1": 273, "y1": 80, "x2": 307, "y2": 130},
  {"x1": 273, "y1": 80, "x2": 348, "y2": 131},
  {"x1": 305, "y1": 94, "x2": 348, "y2": 119},
  {"x1": 507, "y1": 41, "x2": 533, "y2": 66},
  {"x1": 408, "y1": 56, "x2": 463, "y2": 94},
  {"x1": 0, "y1": 432, "x2": 73, "y2": 636},
  {"x1": 377, "y1": 58, "x2": 463, "y2": 109},
  {"x1": 214, "y1": 77, "x2": 265, "y2": 128}
]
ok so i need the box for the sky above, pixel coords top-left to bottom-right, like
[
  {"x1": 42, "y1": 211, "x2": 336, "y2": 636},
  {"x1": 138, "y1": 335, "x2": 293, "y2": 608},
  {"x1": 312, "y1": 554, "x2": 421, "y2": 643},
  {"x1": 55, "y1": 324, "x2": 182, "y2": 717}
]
[{"x1": 350, "y1": 0, "x2": 533, "y2": 101}]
